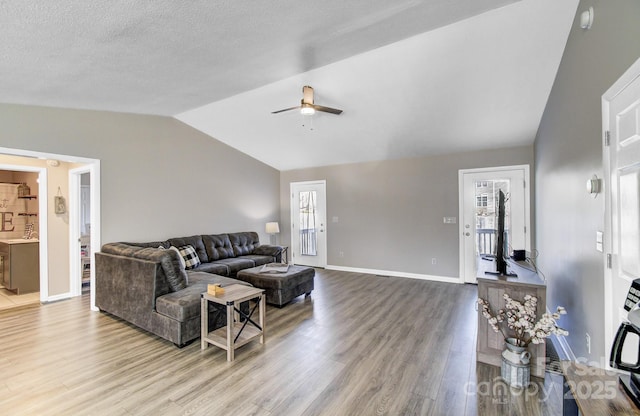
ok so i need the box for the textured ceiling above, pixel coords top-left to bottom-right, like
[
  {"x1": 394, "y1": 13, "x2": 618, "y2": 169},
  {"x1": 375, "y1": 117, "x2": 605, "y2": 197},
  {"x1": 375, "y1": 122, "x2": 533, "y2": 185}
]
[
  {"x1": 1, "y1": 0, "x2": 579, "y2": 170},
  {"x1": 1, "y1": 0, "x2": 516, "y2": 115}
]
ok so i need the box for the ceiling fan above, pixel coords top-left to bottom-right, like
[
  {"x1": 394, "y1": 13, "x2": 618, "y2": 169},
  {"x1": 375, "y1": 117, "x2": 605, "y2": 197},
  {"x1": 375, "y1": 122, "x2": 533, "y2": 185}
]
[{"x1": 272, "y1": 86, "x2": 343, "y2": 115}]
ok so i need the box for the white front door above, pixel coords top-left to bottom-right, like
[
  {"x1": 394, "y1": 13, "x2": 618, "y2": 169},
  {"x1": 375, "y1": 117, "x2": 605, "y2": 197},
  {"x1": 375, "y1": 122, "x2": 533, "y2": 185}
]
[
  {"x1": 459, "y1": 166, "x2": 530, "y2": 283},
  {"x1": 603, "y1": 58, "x2": 640, "y2": 358},
  {"x1": 290, "y1": 180, "x2": 327, "y2": 268}
]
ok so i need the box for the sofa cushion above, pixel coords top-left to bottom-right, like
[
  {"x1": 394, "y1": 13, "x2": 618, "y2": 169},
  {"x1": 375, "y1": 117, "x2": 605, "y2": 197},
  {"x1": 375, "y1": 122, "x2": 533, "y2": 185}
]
[
  {"x1": 229, "y1": 232, "x2": 260, "y2": 256},
  {"x1": 167, "y1": 235, "x2": 209, "y2": 263},
  {"x1": 239, "y1": 254, "x2": 273, "y2": 267},
  {"x1": 178, "y1": 245, "x2": 201, "y2": 270},
  {"x1": 202, "y1": 234, "x2": 235, "y2": 261},
  {"x1": 212, "y1": 257, "x2": 256, "y2": 276},
  {"x1": 192, "y1": 262, "x2": 229, "y2": 276},
  {"x1": 186, "y1": 272, "x2": 247, "y2": 286},
  {"x1": 155, "y1": 273, "x2": 251, "y2": 321}
]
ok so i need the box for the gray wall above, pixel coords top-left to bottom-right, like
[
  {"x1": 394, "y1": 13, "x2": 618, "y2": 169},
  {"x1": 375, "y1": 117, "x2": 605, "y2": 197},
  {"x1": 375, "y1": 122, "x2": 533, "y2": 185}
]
[
  {"x1": 281, "y1": 145, "x2": 533, "y2": 278},
  {"x1": 535, "y1": 0, "x2": 640, "y2": 361},
  {"x1": 0, "y1": 103, "x2": 280, "y2": 295}
]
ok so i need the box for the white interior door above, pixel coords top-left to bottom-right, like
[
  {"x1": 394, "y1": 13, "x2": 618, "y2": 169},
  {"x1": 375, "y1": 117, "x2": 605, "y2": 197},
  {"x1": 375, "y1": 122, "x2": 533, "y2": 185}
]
[
  {"x1": 604, "y1": 58, "x2": 640, "y2": 359},
  {"x1": 459, "y1": 166, "x2": 530, "y2": 283},
  {"x1": 290, "y1": 180, "x2": 327, "y2": 268}
]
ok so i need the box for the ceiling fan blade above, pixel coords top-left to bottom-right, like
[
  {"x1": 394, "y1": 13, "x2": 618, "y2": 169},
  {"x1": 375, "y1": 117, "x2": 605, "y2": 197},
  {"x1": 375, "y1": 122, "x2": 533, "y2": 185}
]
[
  {"x1": 312, "y1": 104, "x2": 343, "y2": 115},
  {"x1": 271, "y1": 106, "x2": 301, "y2": 114}
]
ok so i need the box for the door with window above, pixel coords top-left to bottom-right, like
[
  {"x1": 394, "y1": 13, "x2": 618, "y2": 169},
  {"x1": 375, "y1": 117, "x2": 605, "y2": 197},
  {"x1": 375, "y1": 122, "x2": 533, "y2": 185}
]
[
  {"x1": 459, "y1": 166, "x2": 530, "y2": 283},
  {"x1": 604, "y1": 58, "x2": 640, "y2": 356},
  {"x1": 290, "y1": 180, "x2": 327, "y2": 268}
]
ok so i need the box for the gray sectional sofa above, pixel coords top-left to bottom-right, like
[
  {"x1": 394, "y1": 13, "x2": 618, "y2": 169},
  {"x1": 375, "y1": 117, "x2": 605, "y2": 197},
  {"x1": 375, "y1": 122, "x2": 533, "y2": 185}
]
[{"x1": 95, "y1": 231, "x2": 282, "y2": 346}]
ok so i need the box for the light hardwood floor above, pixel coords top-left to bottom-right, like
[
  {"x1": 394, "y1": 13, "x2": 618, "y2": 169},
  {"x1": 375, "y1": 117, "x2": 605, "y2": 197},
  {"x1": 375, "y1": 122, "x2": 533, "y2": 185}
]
[
  {"x1": 0, "y1": 286, "x2": 40, "y2": 311},
  {"x1": 0, "y1": 269, "x2": 563, "y2": 415}
]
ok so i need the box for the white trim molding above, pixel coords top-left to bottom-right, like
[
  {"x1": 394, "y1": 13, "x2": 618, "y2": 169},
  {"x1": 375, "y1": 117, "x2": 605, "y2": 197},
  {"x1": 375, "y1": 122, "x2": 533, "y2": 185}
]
[
  {"x1": 326, "y1": 265, "x2": 463, "y2": 284},
  {"x1": 44, "y1": 292, "x2": 73, "y2": 303}
]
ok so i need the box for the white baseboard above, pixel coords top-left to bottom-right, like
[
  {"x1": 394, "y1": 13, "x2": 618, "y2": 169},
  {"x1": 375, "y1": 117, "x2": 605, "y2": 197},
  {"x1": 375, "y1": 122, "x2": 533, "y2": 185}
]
[
  {"x1": 44, "y1": 292, "x2": 73, "y2": 303},
  {"x1": 325, "y1": 265, "x2": 462, "y2": 284}
]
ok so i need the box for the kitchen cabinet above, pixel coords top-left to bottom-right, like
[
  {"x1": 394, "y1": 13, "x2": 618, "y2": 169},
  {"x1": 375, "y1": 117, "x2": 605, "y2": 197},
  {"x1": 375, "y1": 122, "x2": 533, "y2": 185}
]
[{"x1": 0, "y1": 239, "x2": 39, "y2": 294}]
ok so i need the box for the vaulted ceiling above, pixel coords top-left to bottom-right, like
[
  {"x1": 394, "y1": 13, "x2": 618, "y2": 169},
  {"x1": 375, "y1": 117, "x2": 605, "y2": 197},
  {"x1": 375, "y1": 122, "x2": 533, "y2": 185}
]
[{"x1": 1, "y1": 0, "x2": 579, "y2": 170}]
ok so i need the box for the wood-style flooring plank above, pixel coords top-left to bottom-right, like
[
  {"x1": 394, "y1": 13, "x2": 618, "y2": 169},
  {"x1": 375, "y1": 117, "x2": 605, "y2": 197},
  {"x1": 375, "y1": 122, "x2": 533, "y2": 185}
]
[{"x1": 0, "y1": 268, "x2": 563, "y2": 415}]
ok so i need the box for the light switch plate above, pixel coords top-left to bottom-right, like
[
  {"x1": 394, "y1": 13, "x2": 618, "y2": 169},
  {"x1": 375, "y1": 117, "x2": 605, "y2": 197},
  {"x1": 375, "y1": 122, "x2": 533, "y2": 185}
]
[
  {"x1": 443, "y1": 217, "x2": 457, "y2": 224},
  {"x1": 596, "y1": 231, "x2": 603, "y2": 252}
]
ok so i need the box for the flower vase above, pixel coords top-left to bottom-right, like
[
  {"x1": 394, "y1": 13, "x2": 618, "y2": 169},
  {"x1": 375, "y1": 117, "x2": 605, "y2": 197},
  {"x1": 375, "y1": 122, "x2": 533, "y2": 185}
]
[{"x1": 501, "y1": 338, "x2": 531, "y2": 388}]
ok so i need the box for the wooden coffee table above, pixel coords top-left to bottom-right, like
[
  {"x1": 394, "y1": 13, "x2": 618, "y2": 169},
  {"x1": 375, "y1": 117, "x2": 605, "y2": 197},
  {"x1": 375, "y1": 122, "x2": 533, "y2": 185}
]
[{"x1": 200, "y1": 284, "x2": 265, "y2": 361}]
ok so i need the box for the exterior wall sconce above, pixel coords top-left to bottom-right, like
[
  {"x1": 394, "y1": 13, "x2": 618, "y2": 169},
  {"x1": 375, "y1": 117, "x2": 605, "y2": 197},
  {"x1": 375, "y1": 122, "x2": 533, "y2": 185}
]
[
  {"x1": 587, "y1": 174, "x2": 601, "y2": 197},
  {"x1": 580, "y1": 7, "x2": 594, "y2": 30}
]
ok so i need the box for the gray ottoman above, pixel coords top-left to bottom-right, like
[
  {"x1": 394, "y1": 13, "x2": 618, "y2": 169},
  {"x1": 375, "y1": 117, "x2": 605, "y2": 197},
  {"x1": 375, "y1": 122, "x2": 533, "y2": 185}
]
[{"x1": 236, "y1": 265, "x2": 314, "y2": 307}]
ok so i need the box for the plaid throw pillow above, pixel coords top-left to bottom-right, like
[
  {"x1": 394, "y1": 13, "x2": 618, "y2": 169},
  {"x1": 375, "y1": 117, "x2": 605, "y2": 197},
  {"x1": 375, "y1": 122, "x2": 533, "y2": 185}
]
[{"x1": 178, "y1": 245, "x2": 201, "y2": 270}]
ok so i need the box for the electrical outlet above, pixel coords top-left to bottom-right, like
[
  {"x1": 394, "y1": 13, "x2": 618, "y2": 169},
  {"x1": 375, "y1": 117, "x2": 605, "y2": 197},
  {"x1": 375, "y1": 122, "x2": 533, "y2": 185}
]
[
  {"x1": 586, "y1": 333, "x2": 591, "y2": 354},
  {"x1": 431, "y1": 258, "x2": 437, "y2": 265}
]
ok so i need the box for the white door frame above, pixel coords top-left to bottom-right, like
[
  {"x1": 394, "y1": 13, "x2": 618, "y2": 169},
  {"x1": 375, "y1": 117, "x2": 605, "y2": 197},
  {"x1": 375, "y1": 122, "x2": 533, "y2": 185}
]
[
  {"x1": 0, "y1": 146, "x2": 100, "y2": 310},
  {"x1": 458, "y1": 164, "x2": 531, "y2": 283},
  {"x1": 602, "y1": 57, "x2": 640, "y2": 361},
  {"x1": 290, "y1": 180, "x2": 327, "y2": 268},
  {"x1": 69, "y1": 166, "x2": 92, "y2": 298}
]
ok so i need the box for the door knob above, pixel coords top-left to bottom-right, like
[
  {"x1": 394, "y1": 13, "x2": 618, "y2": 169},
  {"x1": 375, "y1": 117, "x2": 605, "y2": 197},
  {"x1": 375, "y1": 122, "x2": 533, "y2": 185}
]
[{"x1": 465, "y1": 232, "x2": 471, "y2": 236}]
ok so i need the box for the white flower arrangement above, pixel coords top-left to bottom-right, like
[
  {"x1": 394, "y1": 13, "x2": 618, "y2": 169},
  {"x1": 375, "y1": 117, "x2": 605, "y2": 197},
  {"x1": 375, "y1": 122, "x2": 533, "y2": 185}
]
[{"x1": 478, "y1": 293, "x2": 568, "y2": 347}]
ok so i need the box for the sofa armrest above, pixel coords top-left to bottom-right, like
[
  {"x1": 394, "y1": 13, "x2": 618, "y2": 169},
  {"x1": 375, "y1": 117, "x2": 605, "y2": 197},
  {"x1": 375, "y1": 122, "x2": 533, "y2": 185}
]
[
  {"x1": 253, "y1": 244, "x2": 282, "y2": 256},
  {"x1": 95, "y1": 252, "x2": 170, "y2": 326}
]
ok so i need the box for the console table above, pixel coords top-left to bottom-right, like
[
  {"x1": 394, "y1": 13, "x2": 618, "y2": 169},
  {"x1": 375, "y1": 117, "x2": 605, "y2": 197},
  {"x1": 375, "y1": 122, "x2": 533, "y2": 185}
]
[{"x1": 476, "y1": 258, "x2": 547, "y2": 378}]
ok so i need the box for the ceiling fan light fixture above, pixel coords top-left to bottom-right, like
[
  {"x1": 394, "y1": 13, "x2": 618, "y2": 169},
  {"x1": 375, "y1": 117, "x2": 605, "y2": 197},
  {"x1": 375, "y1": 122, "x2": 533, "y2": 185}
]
[
  {"x1": 300, "y1": 104, "x2": 315, "y2": 115},
  {"x1": 272, "y1": 86, "x2": 342, "y2": 115}
]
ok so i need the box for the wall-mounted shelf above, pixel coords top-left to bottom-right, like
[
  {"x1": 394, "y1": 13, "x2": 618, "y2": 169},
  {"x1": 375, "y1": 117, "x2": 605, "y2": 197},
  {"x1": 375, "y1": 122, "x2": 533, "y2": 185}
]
[
  {"x1": 18, "y1": 213, "x2": 38, "y2": 217},
  {"x1": 18, "y1": 195, "x2": 37, "y2": 199}
]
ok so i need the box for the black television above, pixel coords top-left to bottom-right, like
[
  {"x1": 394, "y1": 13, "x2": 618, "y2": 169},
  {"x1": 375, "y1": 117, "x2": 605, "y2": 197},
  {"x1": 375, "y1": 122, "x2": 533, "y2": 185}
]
[{"x1": 485, "y1": 189, "x2": 515, "y2": 276}]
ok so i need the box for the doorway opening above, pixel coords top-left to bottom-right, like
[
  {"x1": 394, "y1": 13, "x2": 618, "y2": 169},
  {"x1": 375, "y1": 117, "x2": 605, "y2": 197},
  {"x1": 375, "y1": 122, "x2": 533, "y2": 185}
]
[
  {"x1": 0, "y1": 146, "x2": 100, "y2": 310},
  {"x1": 459, "y1": 165, "x2": 531, "y2": 284},
  {"x1": 0, "y1": 165, "x2": 46, "y2": 310}
]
